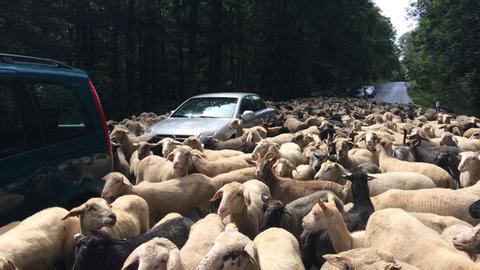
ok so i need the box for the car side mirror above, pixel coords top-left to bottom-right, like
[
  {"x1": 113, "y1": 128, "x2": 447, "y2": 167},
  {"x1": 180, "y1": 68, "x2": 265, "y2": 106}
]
[{"x1": 241, "y1": 110, "x2": 255, "y2": 121}]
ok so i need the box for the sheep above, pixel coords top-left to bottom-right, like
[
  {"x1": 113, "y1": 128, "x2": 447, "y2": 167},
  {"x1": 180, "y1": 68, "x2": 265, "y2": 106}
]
[
  {"x1": 157, "y1": 138, "x2": 183, "y2": 157},
  {"x1": 263, "y1": 133, "x2": 295, "y2": 146},
  {"x1": 335, "y1": 138, "x2": 375, "y2": 170},
  {"x1": 135, "y1": 146, "x2": 191, "y2": 184},
  {"x1": 315, "y1": 161, "x2": 437, "y2": 196},
  {"x1": 409, "y1": 212, "x2": 472, "y2": 234},
  {"x1": 187, "y1": 149, "x2": 255, "y2": 177},
  {"x1": 229, "y1": 118, "x2": 267, "y2": 139},
  {"x1": 196, "y1": 224, "x2": 260, "y2": 270},
  {"x1": 260, "y1": 191, "x2": 344, "y2": 240},
  {"x1": 0, "y1": 221, "x2": 19, "y2": 236},
  {"x1": 71, "y1": 217, "x2": 193, "y2": 270},
  {"x1": 255, "y1": 152, "x2": 345, "y2": 204},
  {"x1": 273, "y1": 158, "x2": 296, "y2": 177},
  {"x1": 365, "y1": 208, "x2": 480, "y2": 269},
  {"x1": 210, "y1": 180, "x2": 270, "y2": 239},
  {"x1": 113, "y1": 144, "x2": 131, "y2": 179},
  {"x1": 180, "y1": 214, "x2": 225, "y2": 270},
  {"x1": 320, "y1": 248, "x2": 420, "y2": 270},
  {"x1": 110, "y1": 125, "x2": 140, "y2": 160},
  {"x1": 377, "y1": 139, "x2": 456, "y2": 188},
  {"x1": 284, "y1": 117, "x2": 304, "y2": 133},
  {"x1": 62, "y1": 195, "x2": 149, "y2": 239},
  {"x1": 453, "y1": 224, "x2": 480, "y2": 256},
  {"x1": 369, "y1": 187, "x2": 480, "y2": 225},
  {"x1": 128, "y1": 142, "x2": 159, "y2": 180},
  {"x1": 253, "y1": 228, "x2": 305, "y2": 270},
  {"x1": 293, "y1": 164, "x2": 316, "y2": 180},
  {"x1": 252, "y1": 141, "x2": 304, "y2": 166},
  {"x1": 210, "y1": 167, "x2": 257, "y2": 190},
  {"x1": 121, "y1": 237, "x2": 183, "y2": 270},
  {"x1": 0, "y1": 207, "x2": 80, "y2": 270},
  {"x1": 203, "y1": 133, "x2": 256, "y2": 153},
  {"x1": 102, "y1": 172, "x2": 216, "y2": 225},
  {"x1": 459, "y1": 151, "x2": 480, "y2": 187},
  {"x1": 182, "y1": 136, "x2": 244, "y2": 160}
]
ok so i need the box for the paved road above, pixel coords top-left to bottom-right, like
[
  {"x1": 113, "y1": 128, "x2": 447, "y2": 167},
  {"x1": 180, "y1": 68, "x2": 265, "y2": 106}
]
[{"x1": 373, "y1": 81, "x2": 413, "y2": 104}]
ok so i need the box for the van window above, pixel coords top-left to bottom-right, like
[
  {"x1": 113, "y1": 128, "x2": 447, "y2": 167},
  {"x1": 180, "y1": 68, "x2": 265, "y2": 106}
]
[
  {"x1": 240, "y1": 96, "x2": 256, "y2": 113},
  {"x1": 28, "y1": 81, "x2": 94, "y2": 144},
  {"x1": 0, "y1": 79, "x2": 42, "y2": 158},
  {"x1": 251, "y1": 95, "x2": 267, "y2": 111}
]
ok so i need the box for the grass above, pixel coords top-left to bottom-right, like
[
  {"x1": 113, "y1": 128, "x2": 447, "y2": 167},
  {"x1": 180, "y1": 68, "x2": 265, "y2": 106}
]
[{"x1": 408, "y1": 83, "x2": 435, "y2": 108}]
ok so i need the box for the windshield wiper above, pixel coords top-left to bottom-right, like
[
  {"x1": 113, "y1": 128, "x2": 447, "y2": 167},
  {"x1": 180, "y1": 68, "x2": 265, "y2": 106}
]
[
  {"x1": 196, "y1": 116, "x2": 217, "y2": 118},
  {"x1": 172, "y1": 115, "x2": 189, "y2": 118}
]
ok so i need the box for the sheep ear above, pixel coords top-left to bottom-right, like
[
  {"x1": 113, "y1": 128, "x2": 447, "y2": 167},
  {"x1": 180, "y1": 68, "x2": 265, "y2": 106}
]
[
  {"x1": 122, "y1": 176, "x2": 133, "y2": 188},
  {"x1": 210, "y1": 190, "x2": 223, "y2": 202},
  {"x1": 323, "y1": 254, "x2": 351, "y2": 268},
  {"x1": 317, "y1": 199, "x2": 327, "y2": 211},
  {"x1": 121, "y1": 247, "x2": 141, "y2": 270},
  {"x1": 367, "y1": 175, "x2": 376, "y2": 181},
  {"x1": 62, "y1": 204, "x2": 86, "y2": 220},
  {"x1": 243, "y1": 190, "x2": 252, "y2": 206},
  {"x1": 166, "y1": 249, "x2": 183, "y2": 270},
  {"x1": 244, "y1": 242, "x2": 258, "y2": 265},
  {"x1": 166, "y1": 152, "x2": 175, "y2": 161},
  {"x1": 385, "y1": 263, "x2": 402, "y2": 270}
]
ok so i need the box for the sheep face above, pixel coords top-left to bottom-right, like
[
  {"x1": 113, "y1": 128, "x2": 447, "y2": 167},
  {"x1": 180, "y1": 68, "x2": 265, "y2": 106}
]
[
  {"x1": 335, "y1": 139, "x2": 354, "y2": 160},
  {"x1": 197, "y1": 224, "x2": 258, "y2": 270},
  {"x1": 439, "y1": 132, "x2": 458, "y2": 147},
  {"x1": 62, "y1": 198, "x2": 116, "y2": 230},
  {"x1": 102, "y1": 172, "x2": 133, "y2": 203},
  {"x1": 376, "y1": 139, "x2": 393, "y2": 156},
  {"x1": 310, "y1": 149, "x2": 329, "y2": 172},
  {"x1": 273, "y1": 158, "x2": 295, "y2": 177},
  {"x1": 458, "y1": 152, "x2": 480, "y2": 172},
  {"x1": 121, "y1": 238, "x2": 182, "y2": 270},
  {"x1": 260, "y1": 200, "x2": 285, "y2": 231},
  {"x1": 251, "y1": 141, "x2": 275, "y2": 161},
  {"x1": 364, "y1": 132, "x2": 379, "y2": 152},
  {"x1": 183, "y1": 136, "x2": 203, "y2": 151},
  {"x1": 110, "y1": 126, "x2": 130, "y2": 142},
  {"x1": 255, "y1": 153, "x2": 277, "y2": 179},
  {"x1": 72, "y1": 232, "x2": 114, "y2": 270},
  {"x1": 314, "y1": 160, "x2": 342, "y2": 182},
  {"x1": 167, "y1": 146, "x2": 193, "y2": 170},
  {"x1": 453, "y1": 226, "x2": 480, "y2": 255},
  {"x1": 302, "y1": 200, "x2": 336, "y2": 233},
  {"x1": 212, "y1": 183, "x2": 250, "y2": 218},
  {"x1": 159, "y1": 138, "x2": 182, "y2": 158},
  {"x1": 228, "y1": 118, "x2": 242, "y2": 130},
  {"x1": 0, "y1": 257, "x2": 18, "y2": 270},
  {"x1": 134, "y1": 142, "x2": 156, "y2": 160}
]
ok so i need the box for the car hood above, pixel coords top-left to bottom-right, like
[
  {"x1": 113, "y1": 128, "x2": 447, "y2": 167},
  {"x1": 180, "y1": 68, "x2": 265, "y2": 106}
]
[{"x1": 147, "y1": 117, "x2": 231, "y2": 136}]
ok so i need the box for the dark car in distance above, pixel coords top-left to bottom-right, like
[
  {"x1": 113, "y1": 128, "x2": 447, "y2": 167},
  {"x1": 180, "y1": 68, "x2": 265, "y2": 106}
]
[{"x1": 0, "y1": 54, "x2": 112, "y2": 225}]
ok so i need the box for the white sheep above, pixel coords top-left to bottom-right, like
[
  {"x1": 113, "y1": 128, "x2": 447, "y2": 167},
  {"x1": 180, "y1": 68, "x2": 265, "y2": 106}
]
[
  {"x1": 335, "y1": 138, "x2": 376, "y2": 170},
  {"x1": 377, "y1": 139, "x2": 456, "y2": 188},
  {"x1": 121, "y1": 237, "x2": 183, "y2": 270},
  {"x1": 0, "y1": 207, "x2": 79, "y2": 269},
  {"x1": 409, "y1": 212, "x2": 472, "y2": 234},
  {"x1": 129, "y1": 141, "x2": 157, "y2": 179},
  {"x1": 210, "y1": 180, "x2": 271, "y2": 239},
  {"x1": 183, "y1": 136, "x2": 244, "y2": 160},
  {"x1": 102, "y1": 172, "x2": 216, "y2": 225},
  {"x1": 293, "y1": 164, "x2": 316, "y2": 180},
  {"x1": 458, "y1": 151, "x2": 480, "y2": 187},
  {"x1": 273, "y1": 158, "x2": 297, "y2": 177},
  {"x1": 187, "y1": 149, "x2": 255, "y2": 177},
  {"x1": 135, "y1": 146, "x2": 191, "y2": 184},
  {"x1": 196, "y1": 223, "x2": 260, "y2": 270},
  {"x1": 211, "y1": 167, "x2": 257, "y2": 190},
  {"x1": 253, "y1": 227, "x2": 305, "y2": 270},
  {"x1": 180, "y1": 214, "x2": 225, "y2": 270},
  {"x1": 62, "y1": 195, "x2": 149, "y2": 239},
  {"x1": 366, "y1": 208, "x2": 480, "y2": 269}
]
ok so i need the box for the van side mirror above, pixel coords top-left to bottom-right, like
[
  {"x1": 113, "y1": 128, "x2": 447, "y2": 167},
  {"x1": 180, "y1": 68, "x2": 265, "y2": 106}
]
[{"x1": 241, "y1": 110, "x2": 255, "y2": 121}]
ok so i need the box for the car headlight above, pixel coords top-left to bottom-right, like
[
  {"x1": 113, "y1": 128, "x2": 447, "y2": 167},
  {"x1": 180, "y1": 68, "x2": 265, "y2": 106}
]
[{"x1": 198, "y1": 130, "x2": 216, "y2": 140}]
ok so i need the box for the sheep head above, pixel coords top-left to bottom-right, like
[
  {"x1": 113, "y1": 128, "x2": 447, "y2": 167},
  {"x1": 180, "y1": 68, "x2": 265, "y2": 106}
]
[
  {"x1": 72, "y1": 231, "x2": 117, "y2": 270},
  {"x1": 334, "y1": 138, "x2": 355, "y2": 160},
  {"x1": 132, "y1": 141, "x2": 158, "y2": 160},
  {"x1": 167, "y1": 146, "x2": 196, "y2": 175},
  {"x1": 314, "y1": 160, "x2": 347, "y2": 183},
  {"x1": 62, "y1": 198, "x2": 116, "y2": 232},
  {"x1": 183, "y1": 136, "x2": 204, "y2": 151},
  {"x1": 260, "y1": 200, "x2": 285, "y2": 232},
  {"x1": 453, "y1": 226, "x2": 480, "y2": 257},
  {"x1": 458, "y1": 152, "x2": 480, "y2": 172},
  {"x1": 211, "y1": 183, "x2": 251, "y2": 218},
  {"x1": 376, "y1": 138, "x2": 394, "y2": 156},
  {"x1": 121, "y1": 237, "x2": 182, "y2": 270},
  {"x1": 228, "y1": 118, "x2": 242, "y2": 130},
  {"x1": 255, "y1": 152, "x2": 278, "y2": 179},
  {"x1": 302, "y1": 199, "x2": 337, "y2": 233},
  {"x1": 438, "y1": 132, "x2": 458, "y2": 147},
  {"x1": 251, "y1": 140, "x2": 278, "y2": 161},
  {"x1": 197, "y1": 224, "x2": 259, "y2": 270},
  {"x1": 110, "y1": 125, "x2": 130, "y2": 142},
  {"x1": 158, "y1": 138, "x2": 183, "y2": 158},
  {"x1": 101, "y1": 172, "x2": 133, "y2": 203},
  {"x1": 272, "y1": 158, "x2": 296, "y2": 177}
]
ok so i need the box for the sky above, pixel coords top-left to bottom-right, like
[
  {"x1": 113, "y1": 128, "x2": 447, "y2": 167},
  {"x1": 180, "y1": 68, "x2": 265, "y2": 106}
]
[{"x1": 373, "y1": 0, "x2": 417, "y2": 40}]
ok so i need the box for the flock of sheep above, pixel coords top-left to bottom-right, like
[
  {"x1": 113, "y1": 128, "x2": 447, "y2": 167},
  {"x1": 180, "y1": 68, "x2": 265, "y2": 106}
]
[{"x1": 2, "y1": 96, "x2": 480, "y2": 270}]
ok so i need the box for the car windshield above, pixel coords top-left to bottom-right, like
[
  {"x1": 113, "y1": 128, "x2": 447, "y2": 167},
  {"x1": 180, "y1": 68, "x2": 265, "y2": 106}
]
[{"x1": 172, "y1": 97, "x2": 238, "y2": 118}]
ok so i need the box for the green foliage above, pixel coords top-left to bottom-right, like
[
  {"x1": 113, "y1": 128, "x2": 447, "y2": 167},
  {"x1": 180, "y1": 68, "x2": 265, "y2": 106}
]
[
  {"x1": 402, "y1": 0, "x2": 480, "y2": 115},
  {"x1": 0, "y1": 0, "x2": 400, "y2": 118}
]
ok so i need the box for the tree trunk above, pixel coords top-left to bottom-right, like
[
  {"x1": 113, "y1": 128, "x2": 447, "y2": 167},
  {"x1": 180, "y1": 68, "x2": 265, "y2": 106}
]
[
  {"x1": 125, "y1": 0, "x2": 136, "y2": 111},
  {"x1": 208, "y1": 0, "x2": 223, "y2": 91},
  {"x1": 186, "y1": 0, "x2": 200, "y2": 96}
]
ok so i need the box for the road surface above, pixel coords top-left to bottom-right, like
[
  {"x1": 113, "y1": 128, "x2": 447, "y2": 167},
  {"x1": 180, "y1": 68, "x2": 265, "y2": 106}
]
[{"x1": 373, "y1": 82, "x2": 413, "y2": 104}]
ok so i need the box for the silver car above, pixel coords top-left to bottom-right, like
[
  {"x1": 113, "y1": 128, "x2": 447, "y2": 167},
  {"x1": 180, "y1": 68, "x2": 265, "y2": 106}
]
[{"x1": 146, "y1": 92, "x2": 276, "y2": 141}]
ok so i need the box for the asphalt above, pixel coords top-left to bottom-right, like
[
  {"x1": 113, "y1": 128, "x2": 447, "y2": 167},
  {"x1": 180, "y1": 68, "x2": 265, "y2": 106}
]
[{"x1": 373, "y1": 82, "x2": 413, "y2": 104}]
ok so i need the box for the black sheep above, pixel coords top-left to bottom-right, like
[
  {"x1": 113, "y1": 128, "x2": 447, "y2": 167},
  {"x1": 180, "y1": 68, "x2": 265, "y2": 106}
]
[
  {"x1": 301, "y1": 170, "x2": 375, "y2": 269},
  {"x1": 71, "y1": 217, "x2": 193, "y2": 270}
]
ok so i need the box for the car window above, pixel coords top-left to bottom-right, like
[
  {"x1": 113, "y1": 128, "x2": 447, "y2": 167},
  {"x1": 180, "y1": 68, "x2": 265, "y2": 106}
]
[
  {"x1": 251, "y1": 95, "x2": 267, "y2": 111},
  {"x1": 172, "y1": 97, "x2": 238, "y2": 118},
  {"x1": 240, "y1": 96, "x2": 256, "y2": 114},
  {"x1": 0, "y1": 79, "x2": 42, "y2": 158},
  {"x1": 27, "y1": 80, "x2": 94, "y2": 145}
]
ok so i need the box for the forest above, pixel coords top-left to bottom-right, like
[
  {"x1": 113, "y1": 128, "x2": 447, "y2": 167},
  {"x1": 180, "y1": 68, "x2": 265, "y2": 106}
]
[
  {"x1": 1, "y1": 0, "x2": 402, "y2": 118},
  {"x1": 401, "y1": 0, "x2": 480, "y2": 115}
]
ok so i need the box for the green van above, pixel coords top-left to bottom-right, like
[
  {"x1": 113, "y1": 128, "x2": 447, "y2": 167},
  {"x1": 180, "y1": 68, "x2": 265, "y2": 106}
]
[{"x1": 0, "y1": 54, "x2": 112, "y2": 225}]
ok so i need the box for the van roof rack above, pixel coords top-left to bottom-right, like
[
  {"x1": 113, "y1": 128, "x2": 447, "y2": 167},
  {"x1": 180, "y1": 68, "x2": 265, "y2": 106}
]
[{"x1": 0, "y1": 53, "x2": 73, "y2": 69}]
